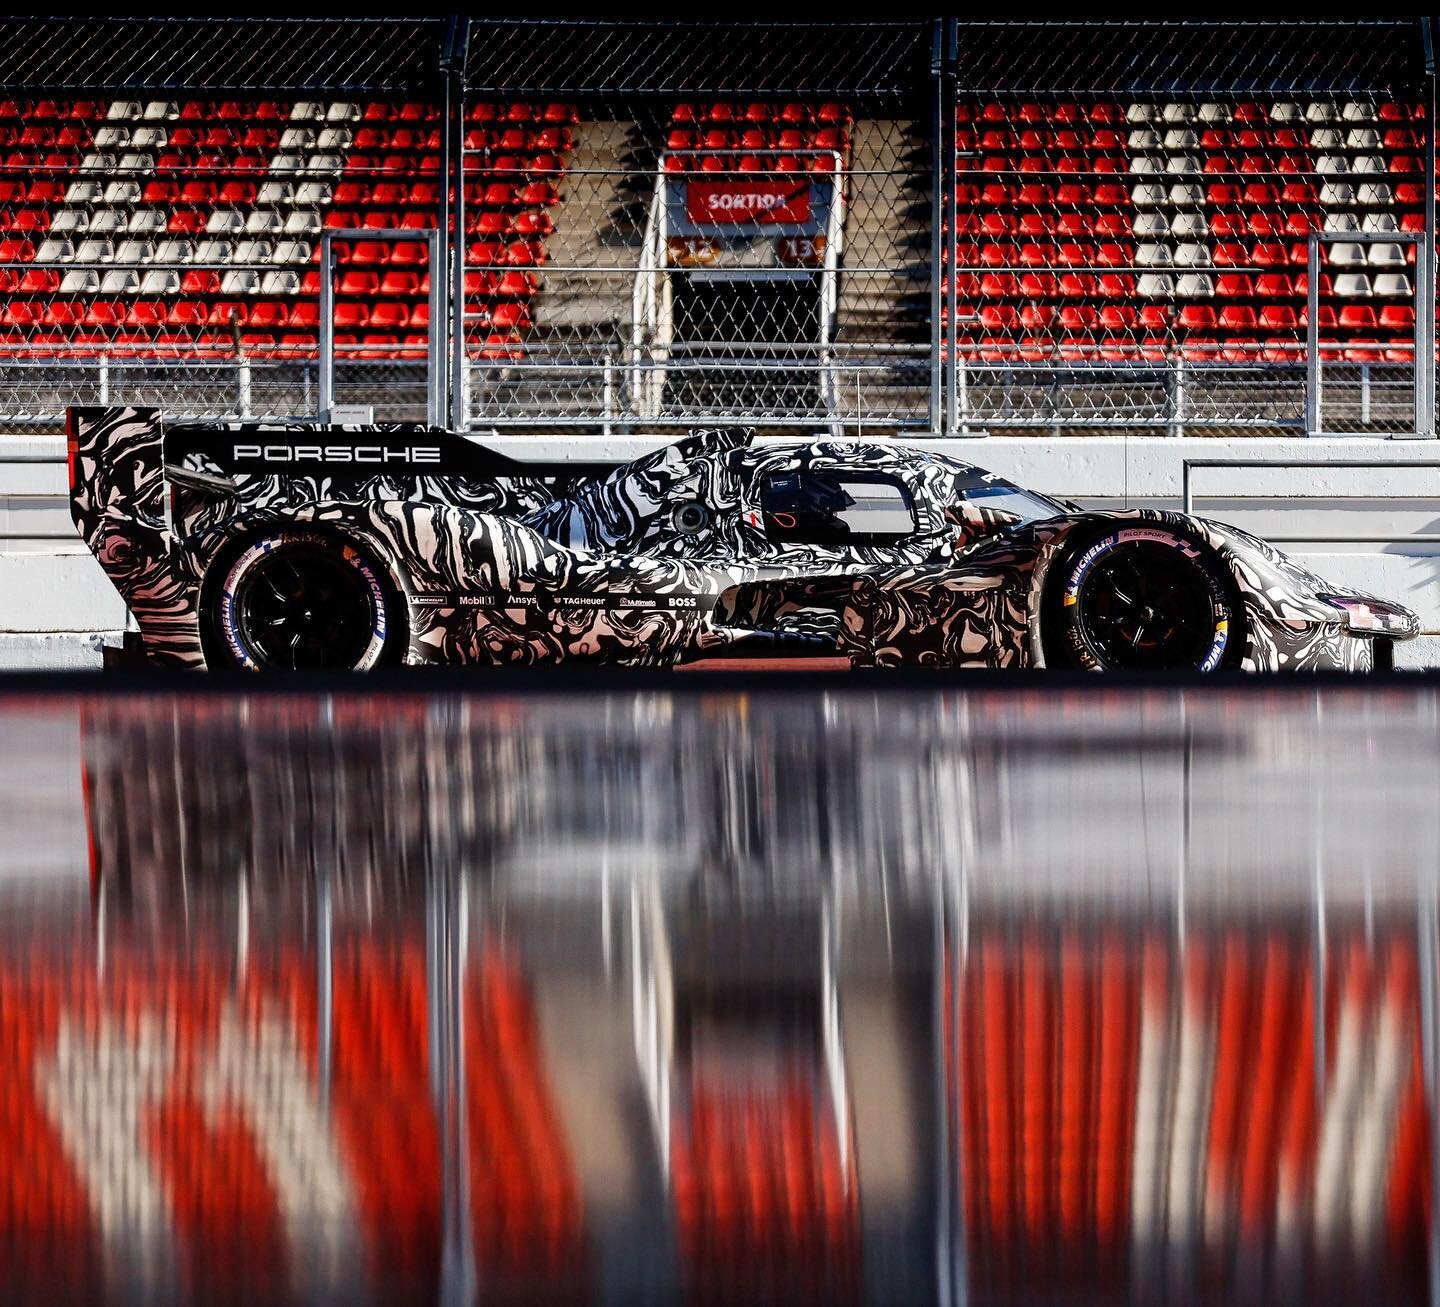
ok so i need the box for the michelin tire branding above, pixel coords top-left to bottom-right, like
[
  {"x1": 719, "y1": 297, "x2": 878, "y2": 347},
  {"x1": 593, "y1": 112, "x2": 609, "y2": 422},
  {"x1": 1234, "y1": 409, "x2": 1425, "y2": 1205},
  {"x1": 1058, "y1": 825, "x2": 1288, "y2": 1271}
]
[
  {"x1": 1058, "y1": 527, "x2": 1232, "y2": 672},
  {"x1": 217, "y1": 531, "x2": 390, "y2": 671}
]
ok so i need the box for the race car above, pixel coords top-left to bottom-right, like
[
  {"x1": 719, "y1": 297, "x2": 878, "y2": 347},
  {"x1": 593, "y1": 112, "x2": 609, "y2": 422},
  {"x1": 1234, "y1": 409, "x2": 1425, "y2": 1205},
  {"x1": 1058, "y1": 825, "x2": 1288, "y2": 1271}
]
[{"x1": 68, "y1": 405, "x2": 1418, "y2": 673}]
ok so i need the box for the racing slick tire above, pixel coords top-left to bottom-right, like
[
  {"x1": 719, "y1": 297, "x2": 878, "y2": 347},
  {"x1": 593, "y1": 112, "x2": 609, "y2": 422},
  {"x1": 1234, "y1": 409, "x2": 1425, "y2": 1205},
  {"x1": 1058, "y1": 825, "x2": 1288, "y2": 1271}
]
[
  {"x1": 1043, "y1": 526, "x2": 1244, "y2": 672},
  {"x1": 203, "y1": 530, "x2": 402, "y2": 671}
]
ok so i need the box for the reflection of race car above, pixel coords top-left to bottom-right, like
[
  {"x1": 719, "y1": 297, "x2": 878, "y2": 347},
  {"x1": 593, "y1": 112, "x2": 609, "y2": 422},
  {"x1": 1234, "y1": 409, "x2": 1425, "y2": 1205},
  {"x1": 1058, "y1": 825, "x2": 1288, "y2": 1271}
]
[{"x1": 69, "y1": 405, "x2": 1417, "y2": 672}]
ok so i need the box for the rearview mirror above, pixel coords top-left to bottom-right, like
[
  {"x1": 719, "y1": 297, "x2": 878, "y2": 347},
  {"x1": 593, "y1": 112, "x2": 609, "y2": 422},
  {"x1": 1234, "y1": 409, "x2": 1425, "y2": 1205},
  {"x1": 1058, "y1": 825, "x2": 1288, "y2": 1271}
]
[{"x1": 945, "y1": 501, "x2": 1024, "y2": 546}]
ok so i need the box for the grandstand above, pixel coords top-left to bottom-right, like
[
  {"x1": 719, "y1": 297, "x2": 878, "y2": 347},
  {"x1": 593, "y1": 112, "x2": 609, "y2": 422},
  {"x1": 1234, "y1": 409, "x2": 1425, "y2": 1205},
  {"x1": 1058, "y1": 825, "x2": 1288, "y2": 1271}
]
[{"x1": 0, "y1": 19, "x2": 1428, "y2": 436}]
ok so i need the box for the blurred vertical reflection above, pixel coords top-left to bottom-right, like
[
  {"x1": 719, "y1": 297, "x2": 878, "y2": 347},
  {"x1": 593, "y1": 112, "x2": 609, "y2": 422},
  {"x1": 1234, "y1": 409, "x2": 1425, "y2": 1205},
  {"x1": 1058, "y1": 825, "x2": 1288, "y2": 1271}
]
[{"x1": 0, "y1": 682, "x2": 1436, "y2": 1305}]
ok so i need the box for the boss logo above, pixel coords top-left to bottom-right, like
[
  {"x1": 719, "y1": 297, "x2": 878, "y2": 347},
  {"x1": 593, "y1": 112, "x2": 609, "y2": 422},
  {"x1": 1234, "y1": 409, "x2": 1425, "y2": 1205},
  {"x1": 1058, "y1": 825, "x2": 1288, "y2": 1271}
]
[{"x1": 232, "y1": 444, "x2": 443, "y2": 465}]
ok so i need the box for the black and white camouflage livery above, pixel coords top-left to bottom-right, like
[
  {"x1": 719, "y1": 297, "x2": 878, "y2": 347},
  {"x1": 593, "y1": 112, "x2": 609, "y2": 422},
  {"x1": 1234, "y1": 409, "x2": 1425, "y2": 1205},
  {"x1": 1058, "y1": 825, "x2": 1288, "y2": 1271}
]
[{"x1": 68, "y1": 405, "x2": 1418, "y2": 673}]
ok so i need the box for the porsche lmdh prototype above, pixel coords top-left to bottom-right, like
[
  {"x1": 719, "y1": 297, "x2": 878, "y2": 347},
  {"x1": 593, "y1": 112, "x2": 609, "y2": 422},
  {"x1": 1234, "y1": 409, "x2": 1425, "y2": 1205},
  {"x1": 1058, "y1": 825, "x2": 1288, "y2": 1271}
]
[{"x1": 68, "y1": 405, "x2": 1417, "y2": 673}]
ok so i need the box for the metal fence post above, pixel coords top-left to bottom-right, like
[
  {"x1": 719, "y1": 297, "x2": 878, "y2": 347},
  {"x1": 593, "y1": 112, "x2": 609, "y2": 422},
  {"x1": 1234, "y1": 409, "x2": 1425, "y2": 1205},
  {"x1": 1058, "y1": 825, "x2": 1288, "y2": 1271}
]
[
  {"x1": 928, "y1": 19, "x2": 944, "y2": 434},
  {"x1": 1417, "y1": 21, "x2": 1437, "y2": 436},
  {"x1": 444, "y1": 16, "x2": 470, "y2": 432},
  {"x1": 1305, "y1": 235, "x2": 1320, "y2": 436},
  {"x1": 943, "y1": 19, "x2": 959, "y2": 436},
  {"x1": 319, "y1": 231, "x2": 334, "y2": 421}
]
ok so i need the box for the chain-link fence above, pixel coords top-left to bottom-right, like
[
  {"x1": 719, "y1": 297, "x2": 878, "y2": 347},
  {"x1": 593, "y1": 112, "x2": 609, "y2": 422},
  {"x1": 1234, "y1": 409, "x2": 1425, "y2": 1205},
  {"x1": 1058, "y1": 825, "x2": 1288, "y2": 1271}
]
[
  {"x1": 456, "y1": 21, "x2": 934, "y2": 431},
  {"x1": 0, "y1": 18, "x2": 1432, "y2": 435},
  {"x1": 943, "y1": 20, "x2": 1436, "y2": 435}
]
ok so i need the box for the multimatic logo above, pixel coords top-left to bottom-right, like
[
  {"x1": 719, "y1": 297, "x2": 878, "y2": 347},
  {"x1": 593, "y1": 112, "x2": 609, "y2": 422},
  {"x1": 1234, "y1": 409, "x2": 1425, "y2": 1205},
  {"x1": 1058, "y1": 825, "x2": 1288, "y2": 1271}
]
[{"x1": 232, "y1": 443, "x2": 443, "y2": 465}]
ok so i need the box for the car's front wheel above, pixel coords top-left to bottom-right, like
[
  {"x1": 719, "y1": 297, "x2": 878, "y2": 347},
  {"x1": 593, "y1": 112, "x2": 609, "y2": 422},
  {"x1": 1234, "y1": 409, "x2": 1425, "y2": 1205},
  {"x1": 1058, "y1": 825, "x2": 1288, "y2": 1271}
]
[
  {"x1": 207, "y1": 530, "x2": 398, "y2": 671},
  {"x1": 1045, "y1": 526, "x2": 1242, "y2": 671}
]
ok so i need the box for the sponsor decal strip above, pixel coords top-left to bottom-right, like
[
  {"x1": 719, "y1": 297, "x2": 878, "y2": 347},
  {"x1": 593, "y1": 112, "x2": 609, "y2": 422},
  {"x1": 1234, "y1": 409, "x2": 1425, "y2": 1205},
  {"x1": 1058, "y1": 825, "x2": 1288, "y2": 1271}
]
[{"x1": 413, "y1": 591, "x2": 710, "y2": 612}]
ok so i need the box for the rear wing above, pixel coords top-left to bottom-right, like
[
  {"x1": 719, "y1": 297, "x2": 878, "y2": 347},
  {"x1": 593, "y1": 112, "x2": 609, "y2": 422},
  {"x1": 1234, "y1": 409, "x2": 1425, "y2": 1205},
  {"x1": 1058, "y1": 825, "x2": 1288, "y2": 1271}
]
[{"x1": 67, "y1": 405, "x2": 625, "y2": 543}]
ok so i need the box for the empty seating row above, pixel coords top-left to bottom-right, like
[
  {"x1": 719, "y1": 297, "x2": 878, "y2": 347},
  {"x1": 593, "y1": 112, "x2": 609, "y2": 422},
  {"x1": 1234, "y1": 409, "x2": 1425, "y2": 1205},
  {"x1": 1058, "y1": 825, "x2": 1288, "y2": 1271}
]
[
  {"x1": 961, "y1": 154, "x2": 1419, "y2": 175},
  {"x1": 958, "y1": 101, "x2": 1422, "y2": 125},
  {"x1": 674, "y1": 101, "x2": 850, "y2": 126},
  {"x1": 949, "y1": 271, "x2": 1413, "y2": 299},
  {"x1": 952, "y1": 242, "x2": 1414, "y2": 270},
  {"x1": 0, "y1": 97, "x2": 572, "y2": 127},
  {"x1": 963, "y1": 180, "x2": 1419, "y2": 207},
  {"x1": 664, "y1": 101, "x2": 850, "y2": 174},
  {"x1": 958, "y1": 302, "x2": 1416, "y2": 330},
  {"x1": 0, "y1": 298, "x2": 530, "y2": 330},
  {"x1": 958, "y1": 128, "x2": 1425, "y2": 151},
  {"x1": 954, "y1": 209, "x2": 1424, "y2": 237}
]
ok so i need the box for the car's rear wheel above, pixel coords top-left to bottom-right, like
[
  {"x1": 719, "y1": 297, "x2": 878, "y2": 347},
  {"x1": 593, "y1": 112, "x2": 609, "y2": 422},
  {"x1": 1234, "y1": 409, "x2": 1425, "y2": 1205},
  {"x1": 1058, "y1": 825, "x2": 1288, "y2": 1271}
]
[
  {"x1": 209, "y1": 531, "x2": 397, "y2": 671},
  {"x1": 1045, "y1": 527, "x2": 1241, "y2": 671}
]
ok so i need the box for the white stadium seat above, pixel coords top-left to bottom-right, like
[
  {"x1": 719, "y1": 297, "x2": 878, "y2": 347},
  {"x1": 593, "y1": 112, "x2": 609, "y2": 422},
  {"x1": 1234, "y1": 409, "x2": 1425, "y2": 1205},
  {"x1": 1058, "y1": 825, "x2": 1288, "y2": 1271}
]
[
  {"x1": 100, "y1": 269, "x2": 139, "y2": 294},
  {"x1": 139, "y1": 269, "x2": 181, "y2": 295},
  {"x1": 1175, "y1": 273, "x2": 1215, "y2": 297},
  {"x1": 193, "y1": 238, "x2": 233, "y2": 264},
  {"x1": 154, "y1": 239, "x2": 194, "y2": 264},
  {"x1": 50, "y1": 210, "x2": 89, "y2": 235},
  {"x1": 261, "y1": 270, "x2": 301, "y2": 295},
  {"x1": 1333, "y1": 272, "x2": 1372, "y2": 297},
  {"x1": 206, "y1": 208, "x2": 245, "y2": 234},
  {"x1": 220, "y1": 270, "x2": 260, "y2": 294},
  {"x1": 244, "y1": 210, "x2": 284, "y2": 235},
  {"x1": 1372, "y1": 272, "x2": 1413, "y2": 297},
  {"x1": 60, "y1": 269, "x2": 99, "y2": 294},
  {"x1": 283, "y1": 210, "x2": 322, "y2": 235},
  {"x1": 1328, "y1": 242, "x2": 1367, "y2": 267},
  {"x1": 127, "y1": 209, "x2": 168, "y2": 234}
]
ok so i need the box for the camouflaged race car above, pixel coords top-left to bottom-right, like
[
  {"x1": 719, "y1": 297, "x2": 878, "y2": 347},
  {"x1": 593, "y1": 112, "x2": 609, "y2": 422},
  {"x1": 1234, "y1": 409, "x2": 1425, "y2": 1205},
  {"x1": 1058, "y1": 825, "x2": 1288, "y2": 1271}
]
[{"x1": 68, "y1": 405, "x2": 1418, "y2": 673}]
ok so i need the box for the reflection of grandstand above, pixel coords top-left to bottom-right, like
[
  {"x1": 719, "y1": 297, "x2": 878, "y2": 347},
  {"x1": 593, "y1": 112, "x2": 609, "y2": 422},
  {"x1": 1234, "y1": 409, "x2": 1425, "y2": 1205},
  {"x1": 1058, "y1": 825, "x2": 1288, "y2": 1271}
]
[
  {"x1": 0, "y1": 934, "x2": 585, "y2": 1304},
  {"x1": 947, "y1": 927, "x2": 1430, "y2": 1301}
]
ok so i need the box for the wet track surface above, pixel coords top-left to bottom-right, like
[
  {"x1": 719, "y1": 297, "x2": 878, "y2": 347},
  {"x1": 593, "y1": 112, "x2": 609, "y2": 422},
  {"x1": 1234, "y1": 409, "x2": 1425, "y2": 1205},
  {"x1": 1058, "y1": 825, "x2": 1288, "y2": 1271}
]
[{"x1": 1, "y1": 673, "x2": 1439, "y2": 1305}]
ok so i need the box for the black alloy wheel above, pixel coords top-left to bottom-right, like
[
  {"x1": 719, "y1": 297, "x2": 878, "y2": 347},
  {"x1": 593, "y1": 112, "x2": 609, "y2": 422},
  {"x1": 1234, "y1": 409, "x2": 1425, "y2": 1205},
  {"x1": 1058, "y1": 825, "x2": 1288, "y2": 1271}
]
[
  {"x1": 230, "y1": 541, "x2": 381, "y2": 670},
  {"x1": 1073, "y1": 541, "x2": 1221, "y2": 670}
]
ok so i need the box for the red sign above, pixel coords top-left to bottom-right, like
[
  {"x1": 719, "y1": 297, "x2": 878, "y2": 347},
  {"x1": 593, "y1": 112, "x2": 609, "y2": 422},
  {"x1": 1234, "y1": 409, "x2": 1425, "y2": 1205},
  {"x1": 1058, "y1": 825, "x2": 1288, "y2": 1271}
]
[{"x1": 685, "y1": 179, "x2": 811, "y2": 226}]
